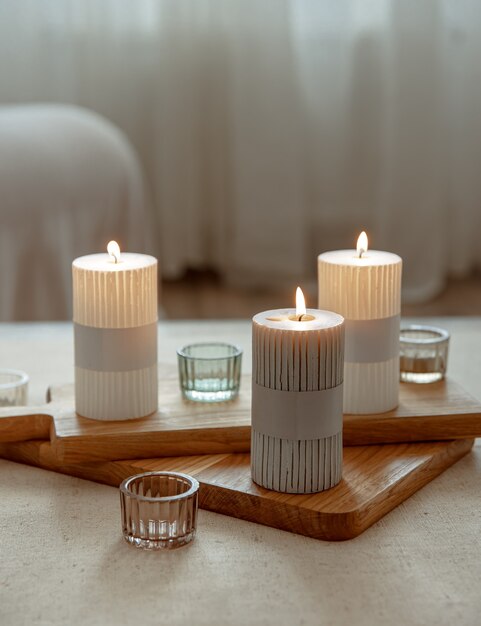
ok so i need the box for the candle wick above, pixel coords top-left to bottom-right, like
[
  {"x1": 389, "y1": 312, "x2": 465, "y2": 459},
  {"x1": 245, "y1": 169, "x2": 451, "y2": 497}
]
[
  {"x1": 358, "y1": 249, "x2": 364, "y2": 259},
  {"x1": 297, "y1": 314, "x2": 305, "y2": 322}
]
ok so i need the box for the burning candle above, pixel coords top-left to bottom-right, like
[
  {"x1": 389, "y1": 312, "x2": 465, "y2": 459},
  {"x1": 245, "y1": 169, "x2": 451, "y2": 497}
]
[
  {"x1": 318, "y1": 232, "x2": 402, "y2": 414},
  {"x1": 72, "y1": 242, "x2": 158, "y2": 420},
  {"x1": 251, "y1": 288, "x2": 344, "y2": 493}
]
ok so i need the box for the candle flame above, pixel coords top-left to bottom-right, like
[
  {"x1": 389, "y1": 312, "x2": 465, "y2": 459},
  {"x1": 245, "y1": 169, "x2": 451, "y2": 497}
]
[
  {"x1": 107, "y1": 240, "x2": 121, "y2": 263},
  {"x1": 357, "y1": 231, "x2": 368, "y2": 258},
  {"x1": 295, "y1": 287, "x2": 306, "y2": 318}
]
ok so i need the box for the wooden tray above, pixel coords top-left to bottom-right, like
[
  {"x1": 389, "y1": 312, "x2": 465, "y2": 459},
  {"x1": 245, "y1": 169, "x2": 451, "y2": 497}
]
[
  {"x1": 0, "y1": 437, "x2": 473, "y2": 541},
  {"x1": 0, "y1": 375, "x2": 479, "y2": 464}
]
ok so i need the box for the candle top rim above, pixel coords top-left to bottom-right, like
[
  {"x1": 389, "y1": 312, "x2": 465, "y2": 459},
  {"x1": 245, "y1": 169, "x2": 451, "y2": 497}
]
[
  {"x1": 73, "y1": 252, "x2": 157, "y2": 271},
  {"x1": 318, "y1": 249, "x2": 402, "y2": 266},
  {"x1": 253, "y1": 308, "x2": 344, "y2": 331}
]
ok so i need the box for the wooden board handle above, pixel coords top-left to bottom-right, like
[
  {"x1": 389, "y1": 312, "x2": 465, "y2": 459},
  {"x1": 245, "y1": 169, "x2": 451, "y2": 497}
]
[{"x1": 0, "y1": 408, "x2": 52, "y2": 443}]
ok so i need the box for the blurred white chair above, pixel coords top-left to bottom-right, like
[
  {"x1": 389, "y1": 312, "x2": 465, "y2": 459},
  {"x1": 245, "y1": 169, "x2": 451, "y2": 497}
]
[{"x1": 0, "y1": 104, "x2": 155, "y2": 320}]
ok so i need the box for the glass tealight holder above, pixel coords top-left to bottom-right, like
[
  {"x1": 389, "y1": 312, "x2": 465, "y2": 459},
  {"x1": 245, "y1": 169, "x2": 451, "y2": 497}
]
[
  {"x1": 0, "y1": 369, "x2": 28, "y2": 406},
  {"x1": 177, "y1": 342, "x2": 242, "y2": 402},
  {"x1": 120, "y1": 471, "x2": 199, "y2": 550},
  {"x1": 400, "y1": 325, "x2": 450, "y2": 383}
]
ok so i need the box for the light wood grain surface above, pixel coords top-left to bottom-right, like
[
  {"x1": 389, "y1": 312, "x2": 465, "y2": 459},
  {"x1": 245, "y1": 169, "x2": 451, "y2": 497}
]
[
  {"x1": 1, "y1": 437, "x2": 472, "y2": 541},
  {"x1": 1, "y1": 319, "x2": 481, "y2": 626},
  {"x1": 1, "y1": 368, "x2": 479, "y2": 463}
]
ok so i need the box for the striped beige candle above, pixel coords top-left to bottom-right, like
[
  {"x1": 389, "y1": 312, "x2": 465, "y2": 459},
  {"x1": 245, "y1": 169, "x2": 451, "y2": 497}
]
[
  {"x1": 251, "y1": 288, "x2": 344, "y2": 494},
  {"x1": 73, "y1": 241, "x2": 158, "y2": 421},
  {"x1": 318, "y1": 232, "x2": 402, "y2": 414}
]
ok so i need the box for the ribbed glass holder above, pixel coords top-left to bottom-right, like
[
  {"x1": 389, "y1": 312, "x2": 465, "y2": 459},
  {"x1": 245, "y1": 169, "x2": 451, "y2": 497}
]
[
  {"x1": 400, "y1": 325, "x2": 449, "y2": 383},
  {"x1": 177, "y1": 342, "x2": 242, "y2": 402},
  {"x1": 120, "y1": 471, "x2": 199, "y2": 550},
  {"x1": 0, "y1": 369, "x2": 28, "y2": 406}
]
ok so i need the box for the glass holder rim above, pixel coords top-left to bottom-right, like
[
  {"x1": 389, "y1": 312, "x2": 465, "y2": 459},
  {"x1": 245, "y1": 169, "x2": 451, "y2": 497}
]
[
  {"x1": 400, "y1": 324, "x2": 450, "y2": 346},
  {"x1": 177, "y1": 341, "x2": 243, "y2": 361},
  {"x1": 120, "y1": 470, "x2": 200, "y2": 503},
  {"x1": 0, "y1": 368, "x2": 29, "y2": 390}
]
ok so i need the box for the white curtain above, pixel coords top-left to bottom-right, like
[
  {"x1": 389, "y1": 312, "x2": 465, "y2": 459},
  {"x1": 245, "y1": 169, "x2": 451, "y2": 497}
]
[{"x1": 1, "y1": 0, "x2": 480, "y2": 301}]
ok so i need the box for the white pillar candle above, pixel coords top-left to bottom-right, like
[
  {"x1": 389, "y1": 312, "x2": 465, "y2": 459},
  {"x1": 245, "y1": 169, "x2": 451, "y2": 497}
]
[
  {"x1": 73, "y1": 241, "x2": 158, "y2": 420},
  {"x1": 318, "y1": 233, "x2": 402, "y2": 414},
  {"x1": 251, "y1": 288, "x2": 344, "y2": 494}
]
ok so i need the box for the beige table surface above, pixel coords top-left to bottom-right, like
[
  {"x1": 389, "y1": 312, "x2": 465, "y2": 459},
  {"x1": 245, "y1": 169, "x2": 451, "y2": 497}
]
[{"x1": 0, "y1": 319, "x2": 480, "y2": 626}]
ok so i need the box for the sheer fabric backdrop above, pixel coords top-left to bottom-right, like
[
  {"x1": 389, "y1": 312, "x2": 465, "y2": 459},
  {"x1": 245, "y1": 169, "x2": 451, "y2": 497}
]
[{"x1": 0, "y1": 0, "x2": 480, "y2": 301}]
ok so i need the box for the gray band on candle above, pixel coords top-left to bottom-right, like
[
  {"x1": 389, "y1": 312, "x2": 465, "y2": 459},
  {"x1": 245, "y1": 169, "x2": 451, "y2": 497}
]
[
  {"x1": 251, "y1": 382, "x2": 343, "y2": 441},
  {"x1": 74, "y1": 322, "x2": 157, "y2": 372},
  {"x1": 344, "y1": 314, "x2": 400, "y2": 364}
]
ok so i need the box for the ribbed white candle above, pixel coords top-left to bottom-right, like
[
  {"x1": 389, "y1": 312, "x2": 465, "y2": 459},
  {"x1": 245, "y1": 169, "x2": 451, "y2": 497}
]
[
  {"x1": 251, "y1": 308, "x2": 344, "y2": 494},
  {"x1": 73, "y1": 249, "x2": 158, "y2": 421},
  {"x1": 318, "y1": 246, "x2": 402, "y2": 414}
]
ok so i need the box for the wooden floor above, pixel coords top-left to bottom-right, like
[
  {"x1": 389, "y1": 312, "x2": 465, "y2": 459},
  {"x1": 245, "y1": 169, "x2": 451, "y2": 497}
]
[{"x1": 161, "y1": 271, "x2": 481, "y2": 319}]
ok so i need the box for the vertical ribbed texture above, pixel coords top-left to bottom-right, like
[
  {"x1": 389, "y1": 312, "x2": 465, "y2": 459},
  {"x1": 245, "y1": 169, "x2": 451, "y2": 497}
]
[
  {"x1": 75, "y1": 364, "x2": 158, "y2": 420},
  {"x1": 343, "y1": 358, "x2": 399, "y2": 414},
  {"x1": 318, "y1": 256, "x2": 402, "y2": 320},
  {"x1": 120, "y1": 472, "x2": 198, "y2": 550},
  {"x1": 73, "y1": 257, "x2": 157, "y2": 328},
  {"x1": 251, "y1": 430, "x2": 342, "y2": 493},
  {"x1": 253, "y1": 323, "x2": 345, "y2": 392},
  {"x1": 72, "y1": 253, "x2": 158, "y2": 420},
  {"x1": 318, "y1": 253, "x2": 402, "y2": 413},
  {"x1": 251, "y1": 312, "x2": 344, "y2": 494}
]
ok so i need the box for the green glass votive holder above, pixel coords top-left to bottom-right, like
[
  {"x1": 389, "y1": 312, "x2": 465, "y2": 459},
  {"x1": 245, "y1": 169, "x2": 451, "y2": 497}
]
[{"x1": 177, "y1": 342, "x2": 242, "y2": 402}]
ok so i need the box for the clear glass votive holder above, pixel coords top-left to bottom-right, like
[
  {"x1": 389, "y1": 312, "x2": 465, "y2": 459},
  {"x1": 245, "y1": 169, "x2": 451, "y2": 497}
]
[
  {"x1": 120, "y1": 471, "x2": 199, "y2": 550},
  {"x1": 0, "y1": 369, "x2": 28, "y2": 406},
  {"x1": 177, "y1": 342, "x2": 242, "y2": 402},
  {"x1": 400, "y1": 325, "x2": 450, "y2": 383}
]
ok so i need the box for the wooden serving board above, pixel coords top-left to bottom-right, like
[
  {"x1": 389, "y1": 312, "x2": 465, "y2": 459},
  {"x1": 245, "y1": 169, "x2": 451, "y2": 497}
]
[
  {"x1": 344, "y1": 379, "x2": 481, "y2": 445},
  {"x1": 0, "y1": 375, "x2": 479, "y2": 464},
  {"x1": 0, "y1": 437, "x2": 473, "y2": 541}
]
